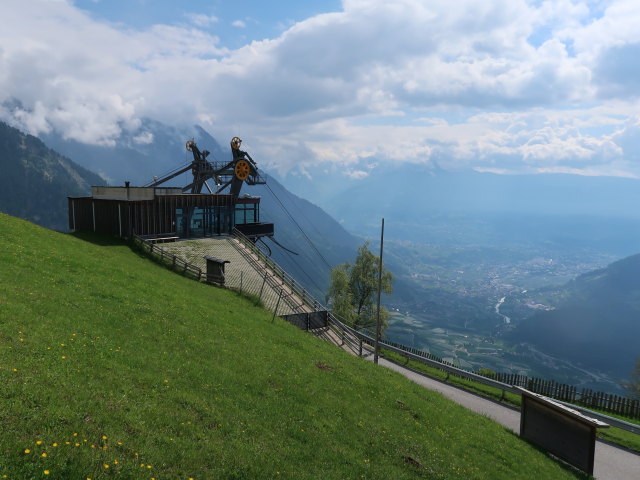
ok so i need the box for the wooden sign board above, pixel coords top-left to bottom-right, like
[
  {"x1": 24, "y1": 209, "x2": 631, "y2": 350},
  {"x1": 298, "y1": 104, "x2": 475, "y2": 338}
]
[{"x1": 516, "y1": 387, "x2": 608, "y2": 475}]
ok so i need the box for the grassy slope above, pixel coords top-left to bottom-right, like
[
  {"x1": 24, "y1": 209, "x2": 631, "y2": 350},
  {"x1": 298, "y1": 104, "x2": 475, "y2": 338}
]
[
  {"x1": 0, "y1": 213, "x2": 583, "y2": 480},
  {"x1": 382, "y1": 350, "x2": 640, "y2": 453}
]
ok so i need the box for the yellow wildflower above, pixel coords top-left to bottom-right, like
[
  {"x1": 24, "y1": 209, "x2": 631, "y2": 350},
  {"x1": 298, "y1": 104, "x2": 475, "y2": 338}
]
[
  {"x1": 44, "y1": 470, "x2": 50, "y2": 475},
  {"x1": 24, "y1": 449, "x2": 31, "y2": 454}
]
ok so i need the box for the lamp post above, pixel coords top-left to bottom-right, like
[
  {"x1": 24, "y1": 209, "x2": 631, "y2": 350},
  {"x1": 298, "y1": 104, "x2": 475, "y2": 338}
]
[{"x1": 374, "y1": 218, "x2": 385, "y2": 365}]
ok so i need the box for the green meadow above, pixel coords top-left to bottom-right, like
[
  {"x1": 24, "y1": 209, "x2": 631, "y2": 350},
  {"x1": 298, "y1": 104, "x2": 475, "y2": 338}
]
[{"x1": 0, "y1": 213, "x2": 584, "y2": 479}]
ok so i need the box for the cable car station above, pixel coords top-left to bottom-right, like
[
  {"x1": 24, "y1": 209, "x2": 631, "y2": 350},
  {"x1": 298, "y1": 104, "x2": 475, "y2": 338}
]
[{"x1": 68, "y1": 137, "x2": 274, "y2": 241}]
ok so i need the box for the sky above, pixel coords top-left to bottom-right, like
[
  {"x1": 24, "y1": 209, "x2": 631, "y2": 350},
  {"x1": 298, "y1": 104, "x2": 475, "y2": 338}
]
[{"x1": 2, "y1": 0, "x2": 640, "y2": 178}]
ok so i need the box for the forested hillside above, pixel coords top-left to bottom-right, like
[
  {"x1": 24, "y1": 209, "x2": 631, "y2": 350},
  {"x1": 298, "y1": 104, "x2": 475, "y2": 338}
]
[
  {"x1": 0, "y1": 122, "x2": 103, "y2": 231},
  {"x1": 510, "y1": 254, "x2": 640, "y2": 377}
]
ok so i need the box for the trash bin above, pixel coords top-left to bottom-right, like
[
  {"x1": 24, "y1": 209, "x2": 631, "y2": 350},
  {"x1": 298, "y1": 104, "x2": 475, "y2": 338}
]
[{"x1": 204, "y1": 256, "x2": 230, "y2": 285}]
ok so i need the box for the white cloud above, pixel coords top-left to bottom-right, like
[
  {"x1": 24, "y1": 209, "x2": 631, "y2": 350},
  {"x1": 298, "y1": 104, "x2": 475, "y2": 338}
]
[
  {"x1": 2, "y1": 0, "x2": 640, "y2": 177},
  {"x1": 232, "y1": 20, "x2": 246, "y2": 28},
  {"x1": 185, "y1": 13, "x2": 219, "y2": 28}
]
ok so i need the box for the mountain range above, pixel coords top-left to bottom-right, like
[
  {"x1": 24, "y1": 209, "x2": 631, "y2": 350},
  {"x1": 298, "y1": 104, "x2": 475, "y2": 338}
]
[
  {"x1": 510, "y1": 254, "x2": 640, "y2": 378},
  {"x1": 2, "y1": 117, "x2": 638, "y2": 387},
  {"x1": 0, "y1": 121, "x2": 103, "y2": 231}
]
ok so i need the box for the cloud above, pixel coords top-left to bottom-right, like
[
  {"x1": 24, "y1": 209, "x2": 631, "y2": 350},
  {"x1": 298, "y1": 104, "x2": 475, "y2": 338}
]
[
  {"x1": 232, "y1": 20, "x2": 246, "y2": 28},
  {"x1": 185, "y1": 13, "x2": 219, "y2": 28},
  {"x1": 2, "y1": 0, "x2": 640, "y2": 177}
]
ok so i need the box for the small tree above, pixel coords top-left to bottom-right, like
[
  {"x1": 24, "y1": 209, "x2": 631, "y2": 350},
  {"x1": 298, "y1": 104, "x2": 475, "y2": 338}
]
[
  {"x1": 328, "y1": 242, "x2": 393, "y2": 330},
  {"x1": 625, "y1": 358, "x2": 640, "y2": 399}
]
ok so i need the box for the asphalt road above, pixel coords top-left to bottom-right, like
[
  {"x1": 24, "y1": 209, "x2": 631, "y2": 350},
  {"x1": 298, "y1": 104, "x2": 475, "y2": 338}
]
[{"x1": 369, "y1": 354, "x2": 640, "y2": 480}]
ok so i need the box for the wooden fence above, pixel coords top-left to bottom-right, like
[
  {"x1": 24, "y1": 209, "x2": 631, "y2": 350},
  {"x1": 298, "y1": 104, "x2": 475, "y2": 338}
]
[
  {"x1": 132, "y1": 235, "x2": 203, "y2": 281},
  {"x1": 374, "y1": 335, "x2": 640, "y2": 419}
]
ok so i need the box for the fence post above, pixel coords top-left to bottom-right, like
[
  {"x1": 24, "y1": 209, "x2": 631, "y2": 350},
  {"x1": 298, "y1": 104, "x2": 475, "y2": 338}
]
[
  {"x1": 239, "y1": 271, "x2": 243, "y2": 295},
  {"x1": 272, "y1": 289, "x2": 283, "y2": 323},
  {"x1": 259, "y1": 270, "x2": 268, "y2": 299}
]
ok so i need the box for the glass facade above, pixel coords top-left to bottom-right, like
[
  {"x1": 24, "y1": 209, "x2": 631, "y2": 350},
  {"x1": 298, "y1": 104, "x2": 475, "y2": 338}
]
[
  {"x1": 176, "y1": 206, "x2": 232, "y2": 238},
  {"x1": 234, "y1": 203, "x2": 259, "y2": 225}
]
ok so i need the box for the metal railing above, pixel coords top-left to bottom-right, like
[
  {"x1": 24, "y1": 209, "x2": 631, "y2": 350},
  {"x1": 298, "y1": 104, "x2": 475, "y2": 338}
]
[
  {"x1": 322, "y1": 313, "x2": 640, "y2": 436},
  {"x1": 232, "y1": 229, "x2": 323, "y2": 310}
]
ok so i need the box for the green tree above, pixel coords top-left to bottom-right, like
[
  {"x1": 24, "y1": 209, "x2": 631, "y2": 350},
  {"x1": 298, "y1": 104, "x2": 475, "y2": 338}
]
[
  {"x1": 328, "y1": 242, "x2": 393, "y2": 330},
  {"x1": 624, "y1": 358, "x2": 640, "y2": 399}
]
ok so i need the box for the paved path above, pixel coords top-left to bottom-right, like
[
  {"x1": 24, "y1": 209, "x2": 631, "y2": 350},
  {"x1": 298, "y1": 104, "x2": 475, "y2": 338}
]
[{"x1": 370, "y1": 354, "x2": 640, "y2": 480}]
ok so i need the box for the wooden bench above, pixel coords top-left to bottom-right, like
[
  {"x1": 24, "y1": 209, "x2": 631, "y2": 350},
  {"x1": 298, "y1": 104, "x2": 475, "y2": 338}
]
[{"x1": 147, "y1": 236, "x2": 179, "y2": 244}]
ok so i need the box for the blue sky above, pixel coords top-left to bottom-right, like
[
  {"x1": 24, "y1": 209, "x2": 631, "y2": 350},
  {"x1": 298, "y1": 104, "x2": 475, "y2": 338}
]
[
  {"x1": 74, "y1": 0, "x2": 342, "y2": 49},
  {"x1": 2, "y1": 1, "x2": 640, "y2": 178}
]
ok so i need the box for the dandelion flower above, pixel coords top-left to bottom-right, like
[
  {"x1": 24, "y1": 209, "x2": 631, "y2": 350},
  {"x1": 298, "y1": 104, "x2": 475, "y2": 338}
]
[
  {"x1": 52, "y1": 443, "x2": 58, "y2": 447},
  {"x1": 36, "y1": 441, "x2": 42, "y2": 445},
  {"x1": 41, "y1": 452, "x2": 47, "y2": 458},
  {"x1": 44, "y1": 470, "x2": 50, "y2": 475},
  {"x1": 24, "y1": 448, "x2": 31, "y2": 454},
  {"x1": 73, "y1": 433, "x2": 78, "y2": 437},
  {"x1": 102, "y1": 435, "x2": 107, "y2": 440},
  {"x1": 103, "y1": 464, "x2": 109, "y2": 469}
]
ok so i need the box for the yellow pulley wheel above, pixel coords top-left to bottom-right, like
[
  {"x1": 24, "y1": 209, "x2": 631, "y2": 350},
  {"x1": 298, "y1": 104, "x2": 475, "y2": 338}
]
[
  {"x1": 235, "y1": 160, "x2": 251, "y2": 180},
  {"x1": 230, "y1": 136, "x2": 242, "y2": 150}
]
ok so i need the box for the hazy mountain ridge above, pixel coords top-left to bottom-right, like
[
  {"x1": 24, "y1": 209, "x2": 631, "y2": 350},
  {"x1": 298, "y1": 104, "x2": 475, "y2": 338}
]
[
  {"x1": 510, "y1": 254, "x2": 640, "y2": 377},
  {"x1": 0, "y1": 121, "x2": 104, "y2": 231}
]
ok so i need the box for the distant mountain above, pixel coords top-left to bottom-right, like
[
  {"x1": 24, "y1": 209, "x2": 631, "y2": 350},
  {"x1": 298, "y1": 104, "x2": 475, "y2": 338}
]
[
  {"x1": 279, "y1": 164, "x2": 640, "y2": 256},
  {"x1": 40, "y1": 121, "x2": 223, "y2": 186},
  {"x1": 0, "y1": 121, "x2": 103, "y2": 231},
  {"x1": 509, "y1": 254, "x2": 640, "y2": 378}
]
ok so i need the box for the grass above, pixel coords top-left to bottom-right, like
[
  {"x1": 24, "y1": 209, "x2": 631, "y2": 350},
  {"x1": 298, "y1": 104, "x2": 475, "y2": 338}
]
[
  {"x1": 0, "y1": 213, "x2": 588, "y2": 479},
  {"x1": 381, "y1": 349, "x2": 640, "y2": 454}
]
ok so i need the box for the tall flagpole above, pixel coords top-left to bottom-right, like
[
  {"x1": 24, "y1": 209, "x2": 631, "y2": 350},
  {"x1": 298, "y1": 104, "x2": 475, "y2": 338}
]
[{"x1": 374, "y1": 218, "x2": 385, "y2": 365}]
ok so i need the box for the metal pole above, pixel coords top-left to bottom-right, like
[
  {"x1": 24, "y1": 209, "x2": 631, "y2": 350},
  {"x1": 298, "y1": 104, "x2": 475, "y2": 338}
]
[
  {"x1": 259, "y1": 270, "x2": 268, "y2": 299},
  {"x1": 272, "y1": 289, "x2": 283, "y2": 323},
  {"x1": 374, "y1": 218, "x2": 385, "y2": 365}
]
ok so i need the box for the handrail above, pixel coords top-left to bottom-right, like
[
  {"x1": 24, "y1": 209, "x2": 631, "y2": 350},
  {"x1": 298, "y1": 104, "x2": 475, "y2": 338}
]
[
  {"x1": 324, "y1": 313, "x2": 640, "y2": 436},
  {"x1": 232, "y1": 229, "x2": 321, "y2": 312}
]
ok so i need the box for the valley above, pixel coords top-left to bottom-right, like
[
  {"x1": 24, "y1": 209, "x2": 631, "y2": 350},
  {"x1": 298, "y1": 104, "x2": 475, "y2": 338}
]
[{"x1": 381, "y1": 239, "x2": 627, "y2": 393}]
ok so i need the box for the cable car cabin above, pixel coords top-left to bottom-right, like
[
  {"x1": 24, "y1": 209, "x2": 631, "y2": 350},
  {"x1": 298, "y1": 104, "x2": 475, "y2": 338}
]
[{"x1": 68, "y1": 186, "x2": 274, "y2": 240}]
